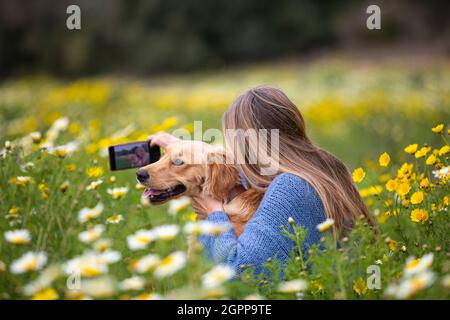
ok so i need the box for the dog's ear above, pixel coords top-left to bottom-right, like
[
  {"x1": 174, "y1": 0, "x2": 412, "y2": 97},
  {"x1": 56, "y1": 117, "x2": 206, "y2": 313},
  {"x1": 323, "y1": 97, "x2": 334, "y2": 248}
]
[{"x1": 203, "y1": 151, "x2": 239, "y2": 200}]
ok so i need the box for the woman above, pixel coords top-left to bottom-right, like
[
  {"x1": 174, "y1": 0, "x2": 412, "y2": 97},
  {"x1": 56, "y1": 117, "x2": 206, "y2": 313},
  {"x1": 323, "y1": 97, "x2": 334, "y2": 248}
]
[{"x1": 151, "y1": 86, "x2": 374, "y2": 275}]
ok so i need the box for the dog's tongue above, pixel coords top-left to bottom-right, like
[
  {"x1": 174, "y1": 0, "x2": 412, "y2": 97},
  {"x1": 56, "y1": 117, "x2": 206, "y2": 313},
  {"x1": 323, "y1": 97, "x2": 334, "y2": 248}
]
[{"x1": 143, "y1": 188, "x2": 163, "y2": 197}]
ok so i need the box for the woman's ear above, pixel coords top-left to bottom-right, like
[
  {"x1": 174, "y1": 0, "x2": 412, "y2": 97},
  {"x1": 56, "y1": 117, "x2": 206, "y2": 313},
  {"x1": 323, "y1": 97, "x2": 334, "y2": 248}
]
[{"x1": 203, "y1": 151, "x2": 239, "y2": 200}]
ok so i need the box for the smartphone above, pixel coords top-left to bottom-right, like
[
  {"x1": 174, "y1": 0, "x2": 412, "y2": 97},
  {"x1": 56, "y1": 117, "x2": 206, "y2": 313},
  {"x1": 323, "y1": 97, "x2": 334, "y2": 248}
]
[{"x1": 108, "y1": 141, "x2": 160, "y2": 171}]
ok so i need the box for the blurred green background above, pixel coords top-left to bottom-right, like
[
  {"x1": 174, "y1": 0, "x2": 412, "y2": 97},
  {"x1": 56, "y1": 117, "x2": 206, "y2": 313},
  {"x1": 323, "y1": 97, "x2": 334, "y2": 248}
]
[{"x1": 0, "y1": 0, "x2": 449, "y2": 76}]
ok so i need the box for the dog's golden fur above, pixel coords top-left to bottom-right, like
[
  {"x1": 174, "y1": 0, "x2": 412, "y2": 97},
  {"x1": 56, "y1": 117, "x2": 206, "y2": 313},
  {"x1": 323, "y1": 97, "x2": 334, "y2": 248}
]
[{"x1": 139, "y1": 140, "x2": 263, "y2": 236}]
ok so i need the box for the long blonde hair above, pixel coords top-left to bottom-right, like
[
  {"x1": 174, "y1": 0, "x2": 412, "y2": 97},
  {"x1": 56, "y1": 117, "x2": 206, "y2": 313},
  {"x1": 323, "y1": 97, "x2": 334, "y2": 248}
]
[{"x1": 223, "y1": 86, "x2": 375, "y2": 234}]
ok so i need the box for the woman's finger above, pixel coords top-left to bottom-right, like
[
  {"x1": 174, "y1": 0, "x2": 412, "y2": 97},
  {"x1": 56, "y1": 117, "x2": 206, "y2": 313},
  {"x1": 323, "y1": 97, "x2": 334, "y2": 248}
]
[{"x1": 148, "y1": 132, "x2": 179, "y2": 148}]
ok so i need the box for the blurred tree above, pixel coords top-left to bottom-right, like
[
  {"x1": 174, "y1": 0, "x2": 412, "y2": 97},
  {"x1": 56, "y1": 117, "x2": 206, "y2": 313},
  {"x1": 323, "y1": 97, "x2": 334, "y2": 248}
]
[{"x1": 0, "y1": 0, "x2": 448, "y2": 77}]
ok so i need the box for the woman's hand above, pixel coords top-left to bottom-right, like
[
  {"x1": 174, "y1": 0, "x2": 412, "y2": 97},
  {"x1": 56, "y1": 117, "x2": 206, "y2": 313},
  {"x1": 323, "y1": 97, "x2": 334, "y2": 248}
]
[
  {"x1": 147, "y1": 132, "x2": 180, "y2": 148},
  {"x1": 191, "y1": 194, "x2": 224, "y2": 218}
]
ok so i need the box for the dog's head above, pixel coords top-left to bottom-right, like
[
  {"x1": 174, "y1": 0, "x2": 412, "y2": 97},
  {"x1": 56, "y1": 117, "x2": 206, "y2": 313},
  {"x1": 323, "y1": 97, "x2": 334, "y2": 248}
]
[{"x1": 136, "y1": 140, "x2": 242, "y2": 205}]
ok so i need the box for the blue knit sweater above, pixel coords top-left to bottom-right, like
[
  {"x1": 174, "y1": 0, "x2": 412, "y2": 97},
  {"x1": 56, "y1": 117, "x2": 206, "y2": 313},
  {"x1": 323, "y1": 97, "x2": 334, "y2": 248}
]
[{"x1": 199, "y1": 173, "x2": 326, "y2": 275}]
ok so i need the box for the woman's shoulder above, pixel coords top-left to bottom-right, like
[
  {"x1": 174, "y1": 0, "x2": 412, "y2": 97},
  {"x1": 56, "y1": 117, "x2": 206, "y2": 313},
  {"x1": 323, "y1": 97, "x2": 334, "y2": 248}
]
[
  {"x1": 268, "y1": 173, "x2": 317, "y2": 199},
  {"x1": 271, "y1": 172, "x2": 309, "y2": 187}
]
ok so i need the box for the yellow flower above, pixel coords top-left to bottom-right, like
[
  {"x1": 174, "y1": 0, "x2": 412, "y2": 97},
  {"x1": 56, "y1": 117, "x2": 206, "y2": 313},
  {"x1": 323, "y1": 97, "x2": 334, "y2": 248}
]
[
  {"x1": 9, "y1": 206, "x2": 20, "y2": 215},
  {"x1": 443, "y1": 196, "x2": 449, "y2": 207},
  {"x1": 378, "y1": 173, "x2": 391, "y2": 183},
  {"x1": 431, "y1": 124, "x2": 444, "y2": 133},
  {"x1": 410, "y1": 209, "x2": 429, "y2": 223},
  {"x1": 359, "y1": 185, "x2": 379, "y2": 197},
  {"x1": 54, "y1": 148, "x2": 68, "y2": 158},
  {"x1": 86, "y1": 166, "x2": 104, "y2": 178},
  {"x1": 439, "y1": 145, "x2": 449, "y2": 156},
  {"x1": 397, "y1": 163, "x2": 414, "y2": 180},
  {"x1": 38, "y1": 183, "x2": 49, "y2": 199},
  {"x1": 353, "y1": 277, "x2": 368, "y2": 296},
  {"x1": 378, "y1": 152, "x2": 390, "y2": 167},
  {"x1": 415, "y1": 146, "x2": 431, "y2": 159},
  {"x1": 65, "y1": 164, "x2": 77, "y2": 172},
  {"x1": 410, "y1": 191, "x2": 424, "y2": 205},
  {"x1": 9, "y1": 176, "x2": 33, "y2": 187},
  {"x1": 425, "y1": 154, "x2": 437, "y2": 165},
  {"x1": 352, "y1": 168, "x2": 365, "y2": 183},
  {"x1": 404, "y1": 144, "x2": 418, "y2": 155},
  {"x1": 385, "y1": 179, "x2": 397, "y2": 192},
  {"x1": 32, "y1": 288, "x2": 58, "y2": 300},
  {"x1": 419, "y1": 178, "x2": 430, "y2": 190},
  {"x1": 396, "y1": 183, "x2": 411, "y2": 196},
  {"x1": 388, "y1": 239, "x2": 398, "y2": 251}
]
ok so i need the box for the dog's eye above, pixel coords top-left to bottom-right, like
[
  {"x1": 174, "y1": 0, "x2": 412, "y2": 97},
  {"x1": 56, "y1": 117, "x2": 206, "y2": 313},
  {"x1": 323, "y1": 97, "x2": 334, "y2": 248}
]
[{"x1": 172, "y1": 158, "x2": 184, "y2": 166}]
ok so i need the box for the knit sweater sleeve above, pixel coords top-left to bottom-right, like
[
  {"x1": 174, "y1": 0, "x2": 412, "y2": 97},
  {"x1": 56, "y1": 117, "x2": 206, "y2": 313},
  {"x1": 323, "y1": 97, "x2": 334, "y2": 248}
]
[{"x1": 198, "y1": 173, "x2": 326, "y2": 275}]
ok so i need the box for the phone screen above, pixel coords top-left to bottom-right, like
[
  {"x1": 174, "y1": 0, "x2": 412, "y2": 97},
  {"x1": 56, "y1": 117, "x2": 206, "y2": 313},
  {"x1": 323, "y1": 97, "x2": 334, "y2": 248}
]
[{"x1": 108, "y1": 141, "x2": 160, "y2": 171}]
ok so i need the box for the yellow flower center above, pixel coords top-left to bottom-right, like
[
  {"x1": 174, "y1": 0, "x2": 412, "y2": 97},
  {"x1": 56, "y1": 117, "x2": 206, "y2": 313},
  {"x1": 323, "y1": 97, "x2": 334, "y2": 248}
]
[{"x1": 159, "y1": 255, "x2": 174, "y2": 267}]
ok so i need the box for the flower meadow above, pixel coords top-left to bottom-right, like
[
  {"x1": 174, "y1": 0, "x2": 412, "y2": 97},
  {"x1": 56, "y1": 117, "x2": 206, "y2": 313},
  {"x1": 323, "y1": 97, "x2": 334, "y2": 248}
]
[{"x1": 0, "y1": 59, "x2": 449, "y2": 300}]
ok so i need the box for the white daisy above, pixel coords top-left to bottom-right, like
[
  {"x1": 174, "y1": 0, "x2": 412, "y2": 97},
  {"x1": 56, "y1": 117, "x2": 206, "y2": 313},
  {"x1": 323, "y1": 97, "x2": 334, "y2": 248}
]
[
  {"x1": 133, "y1": 254, "x2": 161, "y2": 273},
  {"x1": 4, "y1": 229, "x2": 31, "y2": 245},
  {"x1": 404, "y1": 253, "x2": 433, "y2": 276},
  {"x1": 64, "y1": 255, "x2": 107, "y2": 278},
  {"x1": 22, "y1": 265, "x2": 62, "y2": 296},
  {"x1": 316, "y1": 218, "x2": 334, "y2": 232},
  {"x1": 277, "y1": 279, "x2": 308, "y2": 293},
  {"x1": 119, "y1": 276, "x2": 145, "y2": 291},
  {"x1": 10, "y1": 251, "x2": 47, "y2": 274},
  {"x1": 202, "y1": 264, "x2": 235, "y2": 288},
  {"x1": 78, "y1": 225, "x2": 105, "y2": 243},
  {"x1": 387, "y1": 271, "x2": 435, "y2": 299},
  {"x1": 96, "y1": 250, "x2": 122, "y2": 265},
  {"x1": 64, "y1": 250, "x2": 120, "y2": 278},
  {"x1": 86, "y1": 179, "x2": 103, "y2": 191},
  {"x1": 131, "y1": 293, "x2": 163, "y2": 300},
  {"x1": 30, "y1": 131, "x2": 42, "y2": 143},
  {"x1": 107, "y1": 187, "x2": 129, "y2": 199},
  {"x1": 154, "y1": 251, "x2": 187, "y2": 279},
  {"x1": 51, "y1": 117, "x2": 69, "y2": 132},
  {"x1": 78, "y1": 203, "x2": 104, "y2": 223},
  {"x1": 106, "y1": 214, "x2": 124, "y2": 224},
  {"x1": 432, "y1": 166, "x2": 449, "y2": 179},
  {"x1": 93, "y1": 239, "x2": 112, "y2": 252},
  {"x1": 168, "y1": 196, "x2": 191, "y2": 215},
  {"x1": 441, "y1": 274, "x2": 450, "y2": 288},
  {"x1": 49, "y1": 141, "x2": 79, "y2": 157},
  {"x1": 184, "y1": 221, "x2": 231, "y2": 236},
  {"x1": 127, "y1": 229, "x2": 156, "y2": 250},
  {"x1": 152, "y1": 224, "x2": 180, "y2": 241},
  {"x1": 79, "y1": 276, "x2": 116, "y2": 298}
]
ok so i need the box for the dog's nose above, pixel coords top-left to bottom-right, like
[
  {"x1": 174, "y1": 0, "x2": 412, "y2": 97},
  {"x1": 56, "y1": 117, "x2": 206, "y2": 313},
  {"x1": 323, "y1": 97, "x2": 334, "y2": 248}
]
[{"x1": 136, "y1": 169, "x2": 150, "y2": 183}]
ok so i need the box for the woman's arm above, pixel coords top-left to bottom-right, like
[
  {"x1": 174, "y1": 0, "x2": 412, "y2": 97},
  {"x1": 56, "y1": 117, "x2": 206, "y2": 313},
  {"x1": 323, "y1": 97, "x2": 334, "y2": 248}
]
[{"x1": 199, "y1": 173, "x2": 326, "y2": 275}]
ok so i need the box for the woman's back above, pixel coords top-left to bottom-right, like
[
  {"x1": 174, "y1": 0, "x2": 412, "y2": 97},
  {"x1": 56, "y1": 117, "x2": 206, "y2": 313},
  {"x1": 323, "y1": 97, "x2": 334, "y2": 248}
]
[{"x1": 200, "y1": 172, "x2": 326, "y2": 275}]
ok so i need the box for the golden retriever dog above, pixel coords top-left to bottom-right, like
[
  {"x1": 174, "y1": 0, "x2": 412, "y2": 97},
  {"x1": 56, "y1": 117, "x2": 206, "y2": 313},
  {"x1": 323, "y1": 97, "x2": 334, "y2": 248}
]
[{"x1": 136, "y1": 140, "x2": 263, "y2": 236}]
